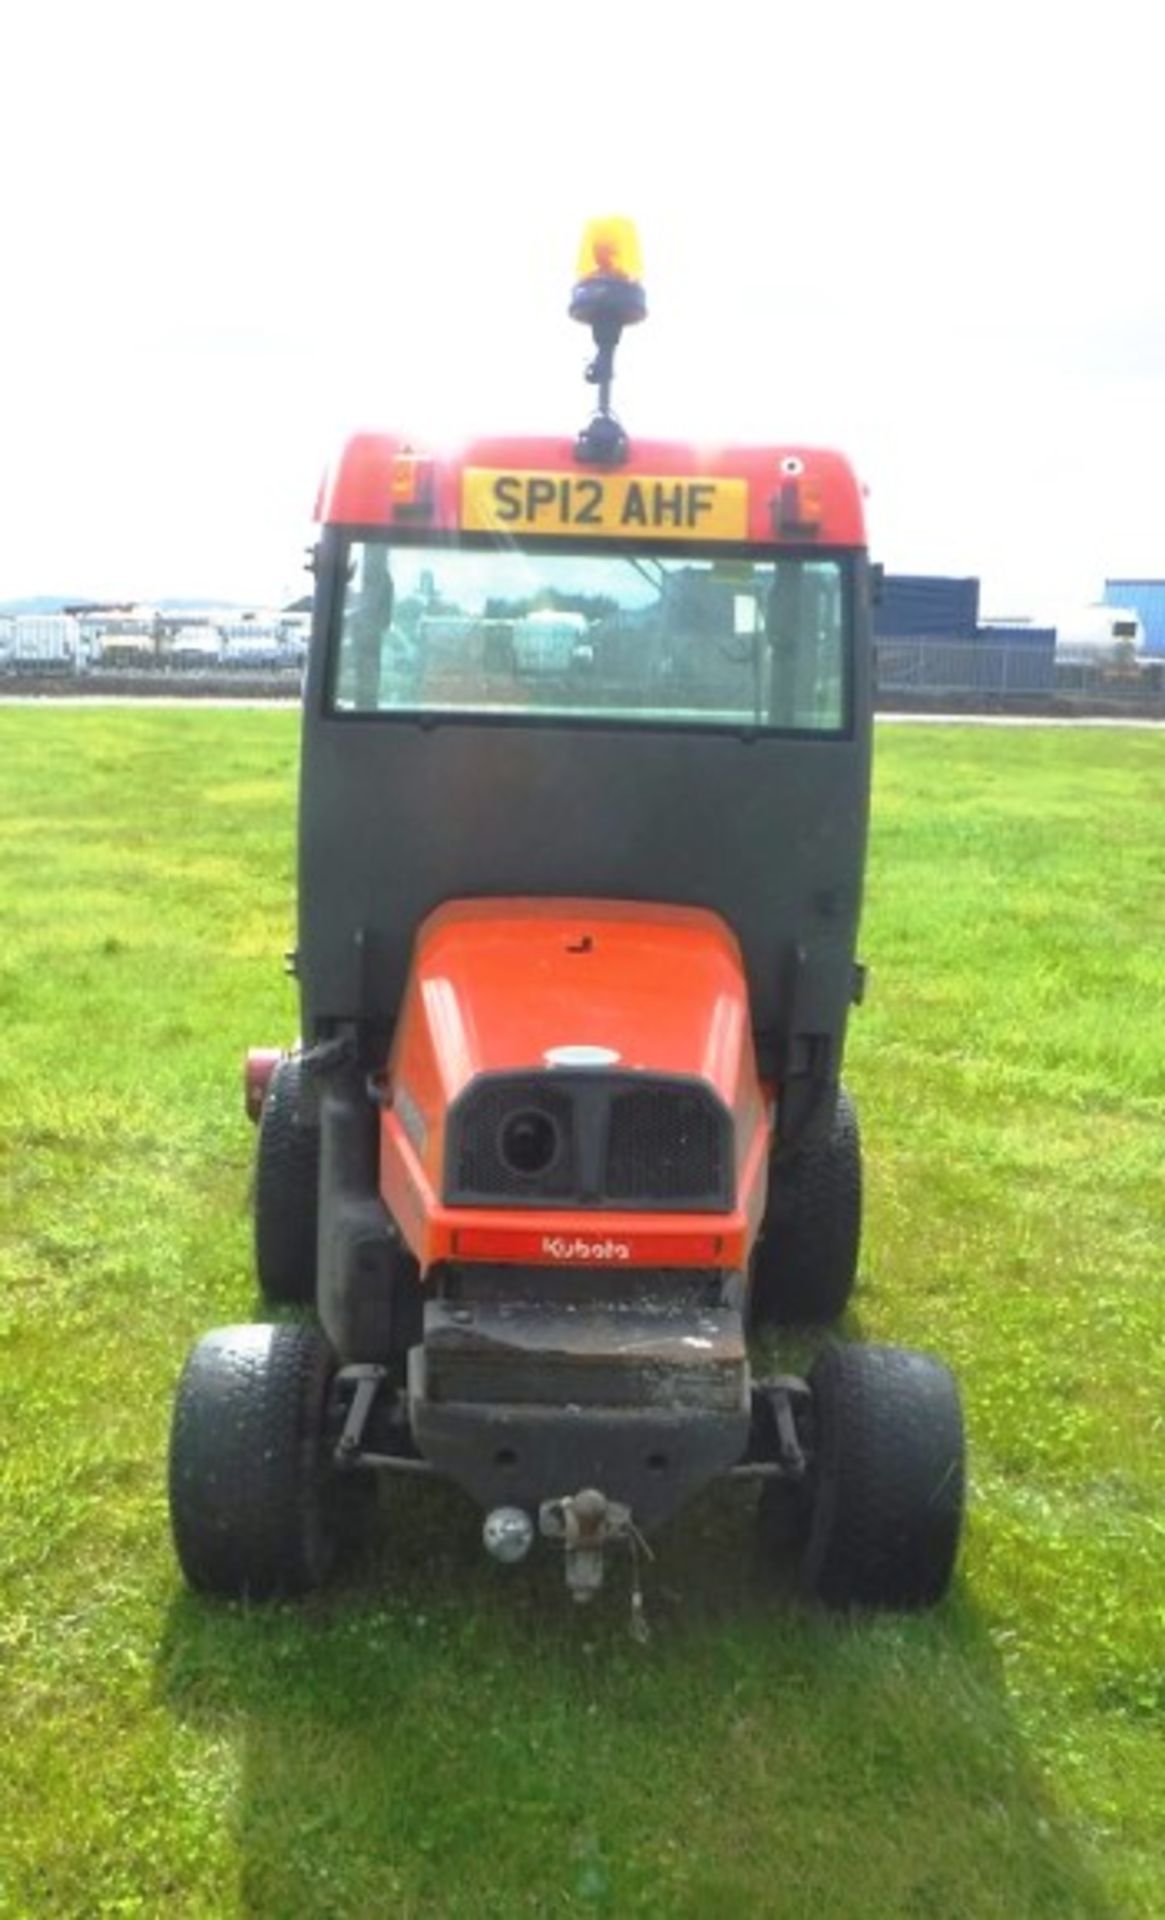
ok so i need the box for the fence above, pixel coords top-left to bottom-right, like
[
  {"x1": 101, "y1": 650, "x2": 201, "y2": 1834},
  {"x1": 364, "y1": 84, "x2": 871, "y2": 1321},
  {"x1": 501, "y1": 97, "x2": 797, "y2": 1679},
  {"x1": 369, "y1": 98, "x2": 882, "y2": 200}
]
[{"x1": 874, "y1": 639, "x2": 1164, "y2": 710}]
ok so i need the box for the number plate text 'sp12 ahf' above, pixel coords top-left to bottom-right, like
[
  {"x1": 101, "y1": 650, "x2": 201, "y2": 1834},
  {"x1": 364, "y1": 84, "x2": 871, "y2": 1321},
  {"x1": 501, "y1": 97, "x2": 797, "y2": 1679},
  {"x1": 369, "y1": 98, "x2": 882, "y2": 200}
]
[{"x1": 461, "y1": 468, "x2": 749, "y2": 540}]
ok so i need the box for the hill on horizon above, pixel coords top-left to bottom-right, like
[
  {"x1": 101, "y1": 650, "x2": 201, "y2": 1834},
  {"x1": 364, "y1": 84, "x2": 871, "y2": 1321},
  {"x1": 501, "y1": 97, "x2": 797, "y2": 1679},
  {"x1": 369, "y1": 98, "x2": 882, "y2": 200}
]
[{"x1": 0, "y1": 595, "x2": 256, "y2": 617}]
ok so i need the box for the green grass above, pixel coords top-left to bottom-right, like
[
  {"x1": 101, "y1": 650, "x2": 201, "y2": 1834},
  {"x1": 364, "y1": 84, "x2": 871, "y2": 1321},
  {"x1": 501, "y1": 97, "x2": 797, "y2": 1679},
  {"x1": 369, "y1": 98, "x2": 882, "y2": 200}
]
[{"x1": 1, "y1": 709, "x2": 1162, "y2": 1918}]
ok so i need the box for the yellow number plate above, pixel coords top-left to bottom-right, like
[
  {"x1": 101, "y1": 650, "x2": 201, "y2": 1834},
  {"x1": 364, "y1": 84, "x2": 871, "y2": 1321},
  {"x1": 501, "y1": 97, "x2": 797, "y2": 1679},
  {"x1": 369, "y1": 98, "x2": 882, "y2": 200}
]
[{"x1": 461, "y1": 468, "x2": 748, "y2": 540}]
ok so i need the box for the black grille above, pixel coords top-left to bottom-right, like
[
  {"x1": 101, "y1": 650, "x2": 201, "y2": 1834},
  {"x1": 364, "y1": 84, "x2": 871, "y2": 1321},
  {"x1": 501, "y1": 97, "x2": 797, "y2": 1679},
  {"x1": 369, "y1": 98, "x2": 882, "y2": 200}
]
[
  {"x1": 605, "y1": 1088, "x2": 726, "y2": 1203},
  {"x1": 454, "y1": 1079, "x2": 576, "y2": 1201},
  {"x1": 446, "y1": 1072, "x2": 732, "y2": 1209}
]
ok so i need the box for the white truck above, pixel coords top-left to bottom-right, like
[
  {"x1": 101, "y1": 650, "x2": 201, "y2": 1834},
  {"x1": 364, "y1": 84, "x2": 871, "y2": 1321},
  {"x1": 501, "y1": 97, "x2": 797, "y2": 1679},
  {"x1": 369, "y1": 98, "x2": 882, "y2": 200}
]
[
  {"x1": 167, "y1": 626, "x2": 222, "y2": 671},
  {"x1": 1051, "y1": 605, "x2": 1146, "y2": 671},
  {"x1": 8, "y1": 614, "x2": 81, "y2": 674},
  {"x1": 220, "y1": 621, "x2": 286, "y2": 670},
  {"x1": 511, "y1": 609, "x2": 592, "y2": 676},
  {"x1": 87, "y1": 615, "x2": 157, "y2": 669}
]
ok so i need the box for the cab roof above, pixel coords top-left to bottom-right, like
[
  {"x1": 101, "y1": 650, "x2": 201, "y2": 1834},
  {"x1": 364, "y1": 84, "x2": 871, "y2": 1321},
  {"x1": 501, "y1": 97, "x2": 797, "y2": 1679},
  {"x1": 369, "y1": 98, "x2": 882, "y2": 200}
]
[{"x1": 315, "y1": 433, "x2": 867, "y2": 548}]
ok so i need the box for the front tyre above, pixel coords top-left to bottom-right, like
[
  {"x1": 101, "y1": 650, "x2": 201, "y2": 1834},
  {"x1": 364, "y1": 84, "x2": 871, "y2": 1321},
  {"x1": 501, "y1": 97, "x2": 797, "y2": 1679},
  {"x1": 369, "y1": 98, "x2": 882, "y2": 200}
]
[
  {"x1": 802, "y1": 1342, "x2": 964, "y2": 1611},
  {"x1": 169, "y1": 1323, "x2": 352, "y2": 1599}
]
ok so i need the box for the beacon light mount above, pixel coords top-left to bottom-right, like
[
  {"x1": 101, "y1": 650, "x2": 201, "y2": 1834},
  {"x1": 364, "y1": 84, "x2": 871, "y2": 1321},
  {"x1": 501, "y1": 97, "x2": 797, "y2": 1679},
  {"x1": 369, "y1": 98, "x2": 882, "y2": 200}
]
[{"x1": 569, "y1": 216, "x2": 647, "y2": 468}]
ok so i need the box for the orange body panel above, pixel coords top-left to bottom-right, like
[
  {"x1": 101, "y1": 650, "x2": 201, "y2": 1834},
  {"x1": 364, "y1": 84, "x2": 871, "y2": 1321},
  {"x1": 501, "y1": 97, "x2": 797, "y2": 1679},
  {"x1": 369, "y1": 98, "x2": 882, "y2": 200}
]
[
  {"x1": 316, "y1": 432, "x2": 866, "y2": 549},
  {"x1": 379, "y1": 900, "x2": 772, "y2": 1275}
]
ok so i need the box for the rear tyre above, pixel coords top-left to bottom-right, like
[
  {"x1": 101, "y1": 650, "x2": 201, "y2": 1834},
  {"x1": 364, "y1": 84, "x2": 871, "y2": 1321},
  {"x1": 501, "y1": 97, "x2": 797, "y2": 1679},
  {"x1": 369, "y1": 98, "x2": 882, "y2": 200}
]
[
  {"x1": 255, "y1": 1057, "x2": 319, "y2": 1308},
  {"x1": 169, "y1": 1322, "x2": 355, "y2": 1599},
  {"x1": 802, "y1": 1342, "x2": 964, "y2": 1611},
  {"x1": 749, "y1": 1086, "x2": 861, "y2": 1326}
]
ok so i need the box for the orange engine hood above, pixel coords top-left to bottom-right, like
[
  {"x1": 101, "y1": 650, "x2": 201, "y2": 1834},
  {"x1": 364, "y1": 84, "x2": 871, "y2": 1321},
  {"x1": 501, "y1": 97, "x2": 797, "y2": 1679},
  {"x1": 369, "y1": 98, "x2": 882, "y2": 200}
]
[
  {"x1": 380, "y1": 900, "x2": 771, "y2": 1272},
  {"x1": 401, "y1": 898, "x2": 752, "y2": 1095}
]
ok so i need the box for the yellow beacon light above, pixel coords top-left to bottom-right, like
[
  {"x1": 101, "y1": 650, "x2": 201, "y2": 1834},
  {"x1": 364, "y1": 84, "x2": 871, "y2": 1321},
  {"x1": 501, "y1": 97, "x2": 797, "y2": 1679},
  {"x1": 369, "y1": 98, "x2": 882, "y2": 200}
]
[
  {"x1": 576, "y1": 216, "x2": 644, "y2": 286},
  {"x1": 569, "y1": 215, "x2": 647, "y2": 466},
  {"x1": 570, "y1": 215, "x2": 647, "y2": 333}
]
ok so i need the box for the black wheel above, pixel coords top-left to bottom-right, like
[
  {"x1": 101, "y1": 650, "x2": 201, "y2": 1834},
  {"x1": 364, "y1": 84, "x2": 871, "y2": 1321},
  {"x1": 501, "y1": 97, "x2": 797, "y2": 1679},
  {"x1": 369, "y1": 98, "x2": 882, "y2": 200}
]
[
  {"x1": 750, "y1": 1086, "x2": 861, "y2": 1326},
  {"x1": 169, "y1": 1322, "x2": 357, "y2": 1599},
  {"x1": 255, "y1": 1057, "x2": 319, "y2": 1307},
  {"x1": 802, "y1": 1342, "x2": 964, "y2": 1611}
]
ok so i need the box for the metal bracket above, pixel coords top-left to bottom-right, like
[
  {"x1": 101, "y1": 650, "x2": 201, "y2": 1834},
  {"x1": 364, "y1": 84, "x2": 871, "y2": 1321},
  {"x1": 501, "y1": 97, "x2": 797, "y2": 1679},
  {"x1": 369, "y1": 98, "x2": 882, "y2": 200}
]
[
  {"x1": 297, "y1": 1033, "x2": 357, "y2": 1077},
  {"x1": 751, "y1": 1375, "x2": 812, "y2": 1480},
  {"x1": 334, "y1": 1363, "x2": 388, "y2": 1464},
  {"x1": 770, "y1": 1383, "x2": 807, "y2": 1480}
]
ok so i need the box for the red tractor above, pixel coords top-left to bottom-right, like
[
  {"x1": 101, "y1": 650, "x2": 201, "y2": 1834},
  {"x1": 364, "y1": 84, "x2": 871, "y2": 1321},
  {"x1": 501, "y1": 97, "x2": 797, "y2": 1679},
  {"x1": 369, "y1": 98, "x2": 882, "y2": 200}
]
[{"x1": 170, "y1": 220, "x2": 964, "y2": 1613}]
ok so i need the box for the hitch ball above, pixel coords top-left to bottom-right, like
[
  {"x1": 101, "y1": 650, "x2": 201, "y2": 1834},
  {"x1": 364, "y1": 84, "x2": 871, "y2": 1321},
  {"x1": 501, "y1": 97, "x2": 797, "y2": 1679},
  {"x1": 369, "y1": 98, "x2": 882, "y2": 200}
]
[{"x1": 483, "y1": 1506, "x2": 535, "y2": 1565}]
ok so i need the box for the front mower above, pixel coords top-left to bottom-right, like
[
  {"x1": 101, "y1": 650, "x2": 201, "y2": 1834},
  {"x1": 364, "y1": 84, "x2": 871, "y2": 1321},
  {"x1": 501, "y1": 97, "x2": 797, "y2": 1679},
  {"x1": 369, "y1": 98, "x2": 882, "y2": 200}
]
[{"x1": 170, "y1": 218, "x2": 965, "y2": 1614}]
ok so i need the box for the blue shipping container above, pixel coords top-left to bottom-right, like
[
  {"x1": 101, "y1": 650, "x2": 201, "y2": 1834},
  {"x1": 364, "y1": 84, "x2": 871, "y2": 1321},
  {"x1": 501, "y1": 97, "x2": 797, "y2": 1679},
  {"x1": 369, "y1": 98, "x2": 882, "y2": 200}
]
[
  {"x1": 1103, "y1": 579, "x2": 1165, "y2": 655},
  {"x1": 874, "y1": 575, "x2": 980, "y2": 641}
]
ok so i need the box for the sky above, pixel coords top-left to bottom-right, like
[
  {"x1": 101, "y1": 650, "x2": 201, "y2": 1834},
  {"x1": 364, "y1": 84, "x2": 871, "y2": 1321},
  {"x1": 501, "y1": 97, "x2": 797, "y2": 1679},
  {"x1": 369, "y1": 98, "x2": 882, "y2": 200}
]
[{"x1": 1, "y1": 0, "x2": 1161, "y2": 617}]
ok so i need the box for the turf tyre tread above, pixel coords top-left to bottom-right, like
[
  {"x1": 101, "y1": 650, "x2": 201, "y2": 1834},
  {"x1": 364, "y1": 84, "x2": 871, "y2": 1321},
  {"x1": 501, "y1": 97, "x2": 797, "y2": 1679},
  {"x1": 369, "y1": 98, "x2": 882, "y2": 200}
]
[
  {"x1": 255, "y1": 1057, "x2": 319, "y2": 1307},
  {"x1": 169, "y1": 1322, "x2": 344, "y2": 1599},
  {"x1": 803, "y1": 1342, "x2": 964, "y2": 1611},
  {"x1": 750, "y1": 1086, "x2": 861, "y2": 1327}
]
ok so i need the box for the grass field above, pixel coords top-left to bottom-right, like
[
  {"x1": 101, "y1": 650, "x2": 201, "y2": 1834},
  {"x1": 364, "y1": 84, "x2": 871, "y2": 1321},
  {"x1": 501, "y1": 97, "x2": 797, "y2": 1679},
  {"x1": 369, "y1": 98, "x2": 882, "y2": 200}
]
[{"x1": 1, "y1": 709, "x2": 1162, "y2": 1918}]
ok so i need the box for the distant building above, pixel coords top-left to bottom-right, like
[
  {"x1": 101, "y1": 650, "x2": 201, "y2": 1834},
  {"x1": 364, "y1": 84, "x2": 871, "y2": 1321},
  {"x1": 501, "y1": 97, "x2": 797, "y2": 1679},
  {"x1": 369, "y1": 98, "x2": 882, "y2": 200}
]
[{"x1": 1103, "y1": 580, "x2": 1165, "y2": 656}]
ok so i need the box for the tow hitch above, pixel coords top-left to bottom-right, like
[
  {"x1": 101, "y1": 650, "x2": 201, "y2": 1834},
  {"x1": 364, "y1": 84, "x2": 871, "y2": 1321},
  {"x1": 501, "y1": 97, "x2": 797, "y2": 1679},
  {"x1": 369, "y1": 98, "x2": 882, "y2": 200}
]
[
  {"x1": 483, "y1": 1486, "x2": 646, "y2": 1606},
  {"x1": 539, "y1": 1488, "x2": 654, "y2": 1639},
  {"x1": 539, "y1": 1488, "x2": 639, "y2": 1598}
]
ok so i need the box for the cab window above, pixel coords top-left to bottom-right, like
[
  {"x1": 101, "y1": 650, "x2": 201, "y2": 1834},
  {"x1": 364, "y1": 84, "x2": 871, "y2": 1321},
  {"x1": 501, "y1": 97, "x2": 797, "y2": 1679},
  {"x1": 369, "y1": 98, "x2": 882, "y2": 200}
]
[{"x1": 331, "y1": 539, "x2": 849, "y2": 734}]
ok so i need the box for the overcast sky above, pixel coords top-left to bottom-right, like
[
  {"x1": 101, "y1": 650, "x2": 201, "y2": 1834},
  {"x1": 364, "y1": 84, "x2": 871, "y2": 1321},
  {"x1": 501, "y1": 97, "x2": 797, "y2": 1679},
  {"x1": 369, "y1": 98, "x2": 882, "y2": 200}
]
[{"x1": 1, "y1": 0, "x2": 1160, "y2": 616}]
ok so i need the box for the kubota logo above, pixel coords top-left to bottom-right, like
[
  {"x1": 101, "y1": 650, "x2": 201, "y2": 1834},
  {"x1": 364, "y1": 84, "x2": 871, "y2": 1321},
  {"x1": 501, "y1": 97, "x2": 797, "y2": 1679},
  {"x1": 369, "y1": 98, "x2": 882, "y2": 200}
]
[{"x1": 541, "y1": 1235, "x2": 631, "y2": 1263}]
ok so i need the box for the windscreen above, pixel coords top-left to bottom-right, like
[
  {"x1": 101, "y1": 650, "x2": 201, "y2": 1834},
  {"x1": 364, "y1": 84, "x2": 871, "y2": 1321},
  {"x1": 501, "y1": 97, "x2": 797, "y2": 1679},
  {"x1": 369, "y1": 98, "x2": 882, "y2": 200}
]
[{"x1": 330, "y1": 538, "x2": 850, "y2": 733}]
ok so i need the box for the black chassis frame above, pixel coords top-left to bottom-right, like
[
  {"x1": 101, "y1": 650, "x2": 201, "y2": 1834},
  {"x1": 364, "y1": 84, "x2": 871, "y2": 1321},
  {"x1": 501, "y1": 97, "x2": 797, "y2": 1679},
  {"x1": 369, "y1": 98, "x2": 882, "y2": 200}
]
[{"x1": 332, "y1": 1350, "x2": 813, "y2": 1536}]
